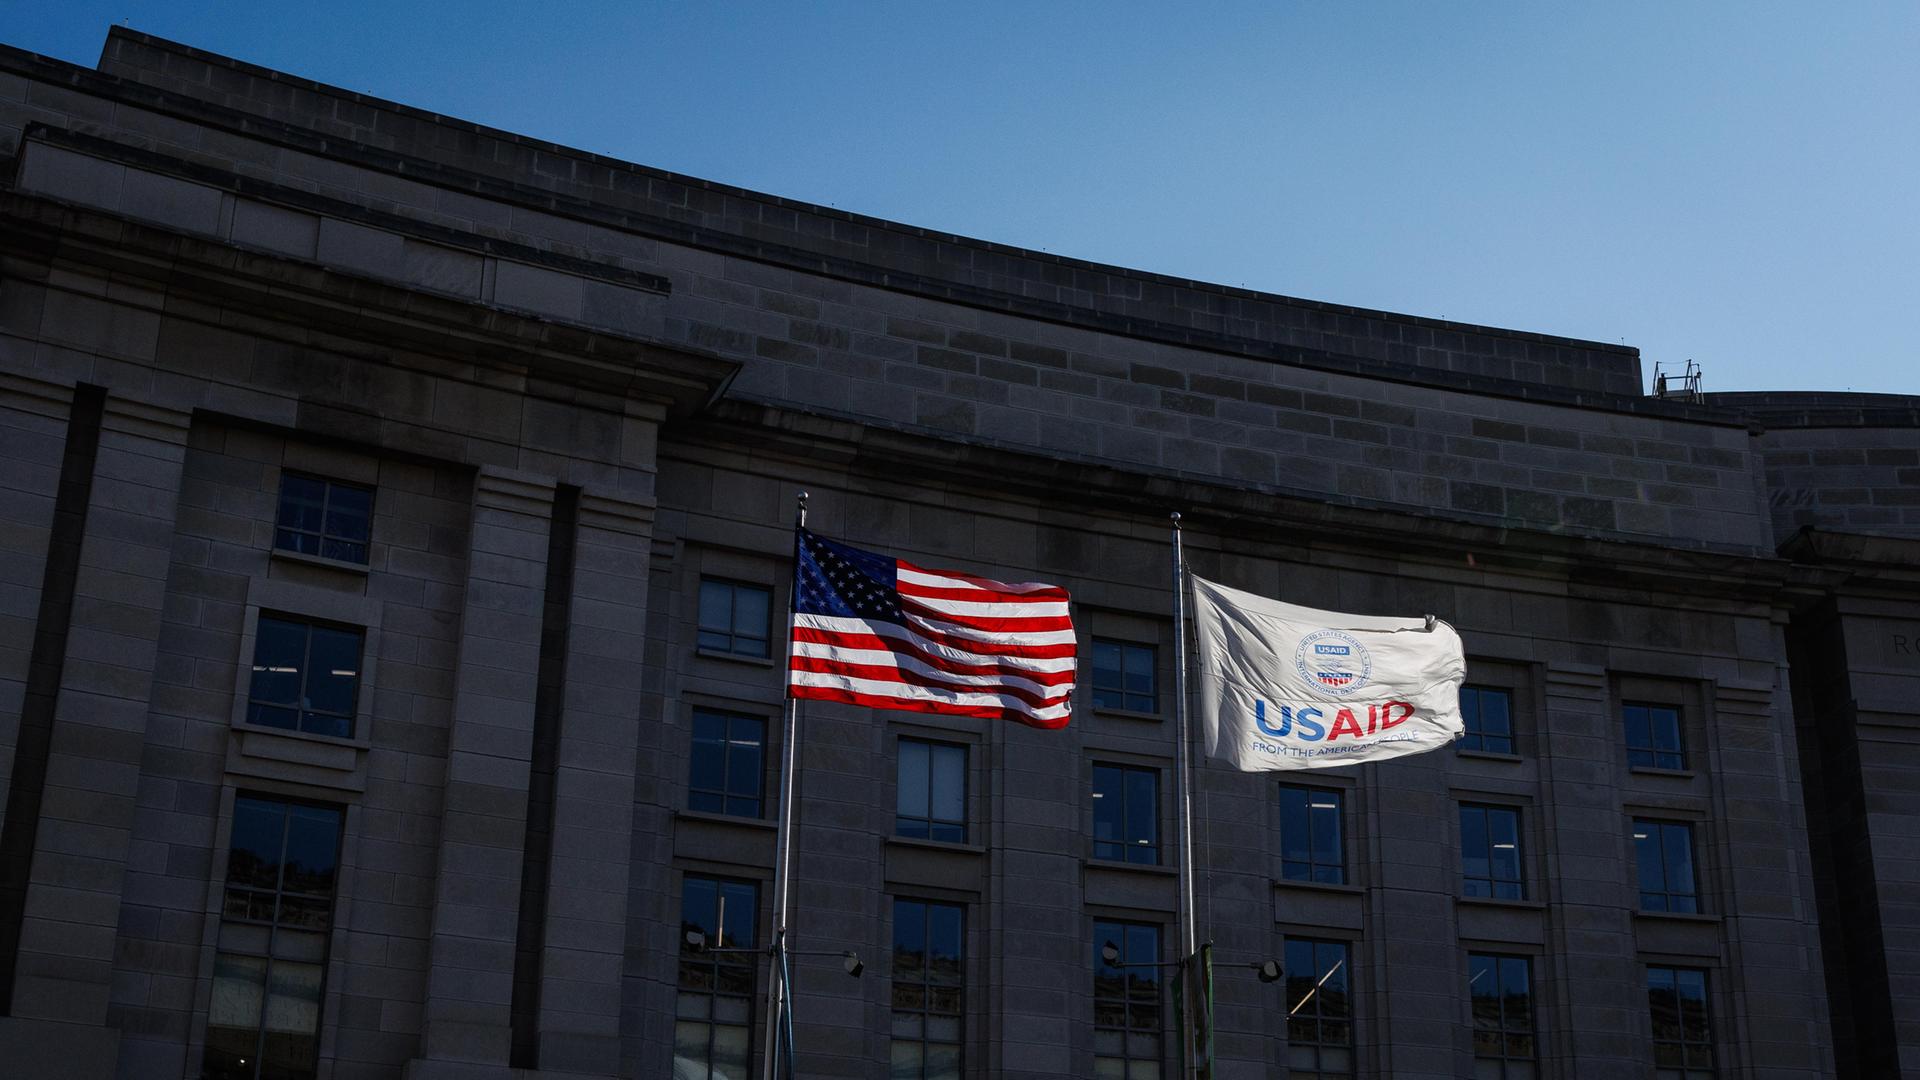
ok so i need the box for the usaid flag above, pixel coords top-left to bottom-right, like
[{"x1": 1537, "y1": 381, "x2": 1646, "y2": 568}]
[{"x1": 1192, "y1": 575, "x2": 1466, "y2": 770}]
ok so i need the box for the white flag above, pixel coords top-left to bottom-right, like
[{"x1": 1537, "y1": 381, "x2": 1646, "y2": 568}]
[{"x1": 1192, "y1": 575, "x2": 1466, "y2": 770}]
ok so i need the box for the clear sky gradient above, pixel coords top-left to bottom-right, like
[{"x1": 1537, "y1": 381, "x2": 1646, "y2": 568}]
[{"x1": 8, "y1": 3, "x2": 1916, "y2": 395}]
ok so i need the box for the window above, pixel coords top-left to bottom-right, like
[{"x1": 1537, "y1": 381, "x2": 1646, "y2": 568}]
[
  {"x1": 1092, "y1": 764, "x2": 1159, "y2": 865},
  {"x1": 1634, "y1": 819, "x2": 1700, "y2": 914},
  {"x1": 1091, "y1": 638, "x2": 1157, "y2": 713},
  {"x1": 1279, "y1": 785, "x2": 1345, "y2": 884},
  {"x1": 1459, "y1": 686, "x2": 1515, "y2": 755},
  {"x1": 1469, "y1": 953, "x2": 1537, "y2": 1078},
  {"x1": 1284, "y1": 938, "x2": 1352, "y2": 1078},
  {"x1": 698, "y1": 578, "x2": 772, "y2": 658},
  {"x1": 1460, "y1": 804, "x2": 1525, "y2": 900},
  {"x1": 1093, "y1": 920, "x2": 1162, "y2": 1077},
  {"x1": 897, "y1": 739, "x2": 966, "y2": 843},
  {"x1": 688, "y1": 709, "x2": 766, "y2": 818},
  {"x1": 1646, "y1": 966, "x2": 1715, "y2": 1079},
  {"x1": 677, "y1": 877, "x2": 757, "y2": 1080},
  {"x1": 274, "y1": 472, "x2": 372, "y2": 564},
  {"x1": 892, "y1": 899, "x2": 964, "y2": 1080},
  {"x1": 1624, "y1": 702, "x2": 1685, "y2": 770},
  {"x1": 202, "y1": 796, "x2": 343, "y2": 1080},
  {"x1": 247, "y1": 615, "x2": 363, "y2": 738}
]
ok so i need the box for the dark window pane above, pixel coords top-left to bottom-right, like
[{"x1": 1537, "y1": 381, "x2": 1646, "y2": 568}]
[
  {"x1": 725, "y1": 744, "x2": 762, "y2": 809},
  {"x1": 1310, "y1": 793, "x2": 1342, "y2": 875},
  {"x1": 276, "y1": 475, "x2": 326, "y2": 531},
  {"x1": 1647, "y1": 965, "x2": 1713, "y2": 1076},
  {"x1": 250, "y1": 618, "x2": 306, "y2": 706},
  {"x1": 304, "y1": 626, "x2": 361, "y2": 714},
  {"x1": 325, "y1": 483, "x2": 371, "y2": 529},
  {"x1": 275, "y1": 474, "x2": 373, "y2": 566},
  {"x1": 897, "y1": 740, "x2": 929, "y2": 818},
  {"x1": 249, "y1": 617, "x2": 362, "y2": 739},
  {"x1": 1635, "y1": 821, "x2": 1665, "y2": 897},
  {"x1": 249, "y1": 703, "x2": 298, "y2": 732},
  {"x1": 1470, "y1": 953, "x2": 1535, "y2": 1067},
  {"x1": 928, "y1": 905, "x2": 962, "y2": 970},
  {"x1": 228, "y1": 799, "x2": 286, "y2": 889},
  {"x1": 688, "y1": 710, "x2": 764, "y2": 818},
  {"x1": 895, "y1": 899, "x2": 964, "y2": 1075},
  {"x1": 733, "y1": 586, "x2": 769, "y2": 640},
  {"x1": 1461, "y1": 806, "x2": 1490, "y2": 882},
  {"x1": 274, "y1": 528, "x2": 318, "y2": 556},
  {"x1": 1124, "y1": 769, "x2": 1157, "y2": 863},
  {"x1": 690, "y1": 716, "x2": 726, "y2": 792},
  {"x1": 698, "y1": 580, "x2": 732, "y2": 632},
  {"x1": 1094, "y1": 920, "x2": 1160, "y2": 1075},
  {"x1": 301, "y1": 710, "x2": 351, "y2": 739},
  {"x1": 1652, "y1": 707, "x2": 1683, "y2": 752},
  {"x1": 698, "y1": 579, "x2": 773, "y2": 658},
  {"x1": 1482, "y1": 690, "x2": 1511, "y2": 736},
  {"x1": 930, "y1": 744, "x2": 965, "y2": 826},
  {"x1": 1626, "y1": 701, "x2": 1686, "y2": 770},
  {"x1": 207, "y1": 796, "x2": 341, "y2": 1080},
  {"x1": 1280, "y1": 786, "x2": 1309, "y2": 871},
  {"x1": 1092, "y1": 765, "x2": 1122, "y2": 858},
  {"x1": 281, "y1": 806, "x2": 341, "y2": 895},
  {"x1": 1092, "y1": 638, "x2": 1156, "y2": 714}
]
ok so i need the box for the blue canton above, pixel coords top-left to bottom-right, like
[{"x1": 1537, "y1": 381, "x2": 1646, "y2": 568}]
[{"x1": 794, "y1": 529, "x2": 902, "y2": 622}]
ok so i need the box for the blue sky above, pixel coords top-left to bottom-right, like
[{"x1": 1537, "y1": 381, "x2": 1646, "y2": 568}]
[{"x1": 9, "y1": 3, "x2": 1916, "y2": 395}]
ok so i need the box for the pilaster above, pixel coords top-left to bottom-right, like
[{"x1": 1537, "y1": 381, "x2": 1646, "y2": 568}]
[
  {"x1": 414, "y1": 466, "x2": 554, "y2": 1067},
  {"x1": 533, "y1": 489, "x2": 655, "y2": 1074}
]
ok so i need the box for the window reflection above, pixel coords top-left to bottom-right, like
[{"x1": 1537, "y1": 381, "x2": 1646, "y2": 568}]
[{"x1": 203, "y1": 797, "x2": 342, "y2": 1080}]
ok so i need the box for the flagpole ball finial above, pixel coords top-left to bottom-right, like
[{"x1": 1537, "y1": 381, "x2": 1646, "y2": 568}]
[{"x1": 1170, "y1": 511, "x2": 1182, "y2": 523}]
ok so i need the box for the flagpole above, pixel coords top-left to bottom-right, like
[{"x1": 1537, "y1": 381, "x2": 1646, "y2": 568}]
[
  {"x1": 763, "y1": 491, "x2": 808, "y2": 1080},
  {"x1": 1170, "y1": 512, "x2": 1199, "y2": 1080}
]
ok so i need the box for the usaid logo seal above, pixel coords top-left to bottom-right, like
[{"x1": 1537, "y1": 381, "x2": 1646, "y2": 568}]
[{"x1": 1294, "y1": 630, "x2": 1372, "y2": 697}]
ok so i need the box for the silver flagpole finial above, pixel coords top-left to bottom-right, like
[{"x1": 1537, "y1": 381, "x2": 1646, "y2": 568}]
[{"x1": 1170, "y1": 510, "x2": 1182, "y2": 524}]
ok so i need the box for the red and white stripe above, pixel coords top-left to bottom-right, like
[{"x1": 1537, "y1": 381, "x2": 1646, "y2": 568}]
[{"x1": 788, "y1": 560, "x2": 1077, "y2": 728}]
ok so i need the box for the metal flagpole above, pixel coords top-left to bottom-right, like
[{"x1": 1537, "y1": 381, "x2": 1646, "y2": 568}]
[
  {"x1": 763, "y1": 491, "x2": 808, "y2": 1080},
  {"x1": 1170, "y1": 512, "x2": 1200, "y2": 1080}
]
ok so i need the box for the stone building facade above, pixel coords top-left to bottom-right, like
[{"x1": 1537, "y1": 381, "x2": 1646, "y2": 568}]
[{"x1": 0, "y1": 27, "x2": 1911, "y2": 1079}]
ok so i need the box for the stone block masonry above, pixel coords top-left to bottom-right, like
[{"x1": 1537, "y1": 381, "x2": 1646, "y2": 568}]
[{"x1": 0, "y1": 25, "x2": 1913, "y2": 1080}]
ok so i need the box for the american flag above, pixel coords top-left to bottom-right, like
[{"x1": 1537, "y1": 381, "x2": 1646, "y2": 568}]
[{"x1": 787, "y1": 529, "x2": 1077, "y2": 729}]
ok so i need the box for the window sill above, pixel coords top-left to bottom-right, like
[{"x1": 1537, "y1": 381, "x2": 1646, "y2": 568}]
[
  {"x1": 695, "y1": 647, "x2": 779, "y2": 668},
  {"x1": 1274, "y1": 878, "x2": 1362, "y2": 895},
  {"x1": 1091, "y1": 707, "x2": 1164, "y2": 723},
  {"x1": 229, "y1": 724, "x2": 368, "y2": 791},
  {"x1": 1633, "y1": 909, "x2": 1718, "y2": 924},
  {"x1": 236, "y1": 720, "x2": 370, "y2": 751},
  {"x1": 674, "y1": 808, "x2": 777, "y2": 831},
  {"x1": 270, "y1": 547, "x2": 371, "y2": 576},
  {"x1": 1629, "y1": 766, "x2": 1697, "y2": 779},
  {"x1": 1457, "y1": 895, "x2": 1545, "y2": 911},
  {"x1": 1456, "y1": 749, "x2": 1523, "y2": 763},
  {"x1": 887, "y1": 835, "x2": 986, "y2": 856},
  {"x1": 1085, "y1": 858, "x2": 1177, "y2": 877}
]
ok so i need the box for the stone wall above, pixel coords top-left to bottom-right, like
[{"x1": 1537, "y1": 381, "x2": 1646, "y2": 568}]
[
  {"x1": 2, "y1": 46, "x2": 1778, "y2": 553},
  {"x1": 1711, "y1": 392, "x2": 1920, "y2": 545}
]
